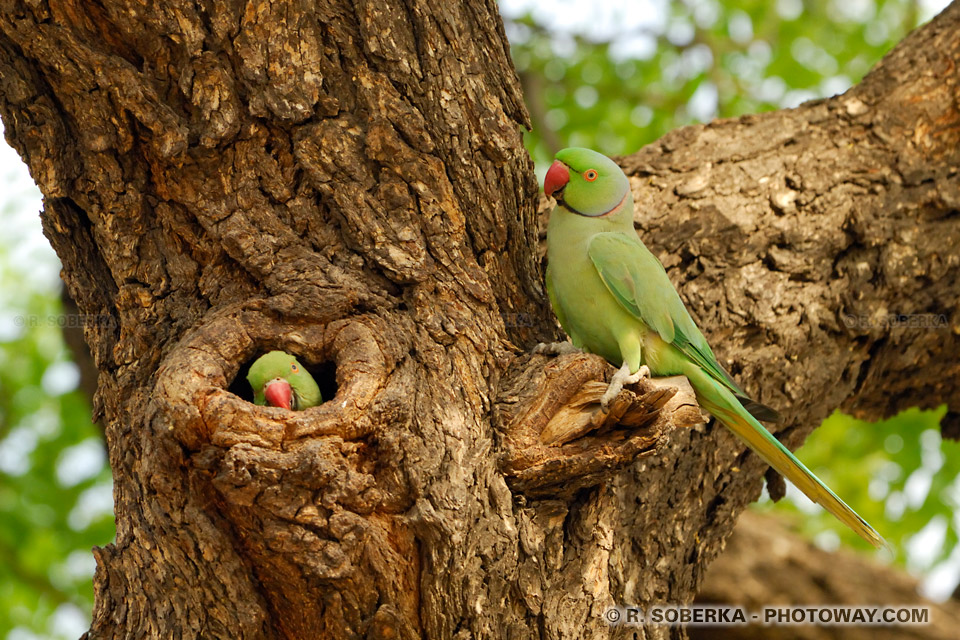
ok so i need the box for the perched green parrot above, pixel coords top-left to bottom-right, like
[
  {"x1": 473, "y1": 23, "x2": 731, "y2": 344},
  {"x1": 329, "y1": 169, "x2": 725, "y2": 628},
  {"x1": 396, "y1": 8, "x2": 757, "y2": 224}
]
[
  {"x1": 543, "y1": 147, "x2": 886, "y2": 549},
  {"x1": 246, "y1": 351, "x2": 322, "y2": 410}
]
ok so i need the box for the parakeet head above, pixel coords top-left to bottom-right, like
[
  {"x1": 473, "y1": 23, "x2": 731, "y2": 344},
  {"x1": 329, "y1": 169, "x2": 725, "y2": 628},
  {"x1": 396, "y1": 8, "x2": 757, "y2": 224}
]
[
  {"x1": 544, "y1": 147, "x2": 631, "y2": 218},
  {"x1": 246, "y1": 350, "x2": 322, "y2": 410}
]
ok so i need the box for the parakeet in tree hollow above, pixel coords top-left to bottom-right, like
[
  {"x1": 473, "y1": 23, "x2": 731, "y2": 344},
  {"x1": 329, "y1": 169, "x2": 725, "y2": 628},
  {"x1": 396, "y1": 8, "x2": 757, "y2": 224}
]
[
  {"x1": 247, "y1": 351, "x2": 322, "y2": 410},
  {"x1": 543, "y1": 147, "x2": 886, "y2": 549}
]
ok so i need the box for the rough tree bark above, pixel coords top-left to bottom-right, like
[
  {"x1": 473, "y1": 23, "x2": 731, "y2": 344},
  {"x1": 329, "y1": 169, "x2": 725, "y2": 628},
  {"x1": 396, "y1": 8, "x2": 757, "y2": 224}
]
[{"x1": 0, "y1": 1, "x2": 957, "y2": 639}]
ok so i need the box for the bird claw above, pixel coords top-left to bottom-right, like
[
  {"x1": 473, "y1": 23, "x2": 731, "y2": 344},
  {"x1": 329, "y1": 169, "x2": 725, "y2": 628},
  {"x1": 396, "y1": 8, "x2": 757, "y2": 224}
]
[{"x1": 600, "y1": 362, "x2": 650, "y2": 411}]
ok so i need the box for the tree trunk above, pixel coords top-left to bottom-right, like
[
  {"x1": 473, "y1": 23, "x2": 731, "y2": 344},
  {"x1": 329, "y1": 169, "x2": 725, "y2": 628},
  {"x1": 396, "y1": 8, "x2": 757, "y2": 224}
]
[{"x1": 0, "y1": 1, "x2": 957, "y2": 639}]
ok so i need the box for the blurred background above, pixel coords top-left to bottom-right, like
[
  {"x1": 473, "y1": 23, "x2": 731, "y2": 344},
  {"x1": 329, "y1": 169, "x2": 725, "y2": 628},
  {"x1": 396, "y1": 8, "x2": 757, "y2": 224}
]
[{"x1": 0, "y1": 0, "x2": 956, "y2": 637}]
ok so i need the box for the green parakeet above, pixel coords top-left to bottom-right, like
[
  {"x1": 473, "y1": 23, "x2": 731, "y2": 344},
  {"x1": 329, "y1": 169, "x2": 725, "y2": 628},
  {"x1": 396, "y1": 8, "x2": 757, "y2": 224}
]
[
  {"x1": 543, "y1": 147, "x2": 886, "y2": 549},
  {"x1": 247, "y1": 351, "x2": 322, "y2": 410}
]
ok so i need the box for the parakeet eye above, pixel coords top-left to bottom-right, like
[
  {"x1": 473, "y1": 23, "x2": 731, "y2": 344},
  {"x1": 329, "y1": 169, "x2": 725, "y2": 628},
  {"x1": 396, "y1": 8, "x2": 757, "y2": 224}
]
[
  {"x1": 291, "y1": 363, "x2": 299, "y2": 373},
  {"x1": 584, "y1": 169, "x2": 598, "y2": 181}
]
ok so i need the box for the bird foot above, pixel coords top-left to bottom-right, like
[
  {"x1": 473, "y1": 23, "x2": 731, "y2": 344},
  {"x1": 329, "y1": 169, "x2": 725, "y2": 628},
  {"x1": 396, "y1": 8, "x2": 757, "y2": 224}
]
[
  {"x1": 600, "y1": 363, "x2": 650, "y2": 411},
  {"x1": 533, "y1": 341, "x2": 582, "y2": 357}
]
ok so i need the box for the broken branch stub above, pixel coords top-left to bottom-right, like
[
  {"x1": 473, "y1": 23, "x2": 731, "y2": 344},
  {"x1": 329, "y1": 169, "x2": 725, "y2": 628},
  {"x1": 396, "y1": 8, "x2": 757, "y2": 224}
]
[{"x1": 495, "y1": 352, "x2": 704, "y2": 498}]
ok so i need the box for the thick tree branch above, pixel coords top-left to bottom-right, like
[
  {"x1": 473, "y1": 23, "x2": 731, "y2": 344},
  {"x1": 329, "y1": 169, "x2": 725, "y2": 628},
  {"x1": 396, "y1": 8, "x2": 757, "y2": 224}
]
[
  {"x1": 618, "y1": 10, "x2": 960, "y2": 435},
  {"x1": 693, "y1": 511, "x2": 960, "y2": 640}
]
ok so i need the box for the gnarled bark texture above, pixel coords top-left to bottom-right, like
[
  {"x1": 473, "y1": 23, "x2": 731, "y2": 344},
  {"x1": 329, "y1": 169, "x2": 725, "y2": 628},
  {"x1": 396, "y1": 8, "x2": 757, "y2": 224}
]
[{"x1": 0, "y1": 0, "x2": 957, "y2": 638}]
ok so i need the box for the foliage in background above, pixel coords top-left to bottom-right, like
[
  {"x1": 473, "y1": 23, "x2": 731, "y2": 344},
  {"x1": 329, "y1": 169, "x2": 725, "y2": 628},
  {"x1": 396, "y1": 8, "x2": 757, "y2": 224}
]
[
  {"x1": 504, "y1": 0, "x2": 958, "y2": 597},
  {"x1": 506, "y1": 0, "x2": 929, "y2": 174},
  {"x1": 0, "y1": 145, "x2": 115, "y2": 639}
]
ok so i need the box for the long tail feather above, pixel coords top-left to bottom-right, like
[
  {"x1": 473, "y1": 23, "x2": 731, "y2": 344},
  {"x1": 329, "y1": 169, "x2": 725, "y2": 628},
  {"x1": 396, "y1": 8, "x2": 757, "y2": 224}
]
[{"x1": 689, "y1": 369, "x2": 889, "y2": 550}]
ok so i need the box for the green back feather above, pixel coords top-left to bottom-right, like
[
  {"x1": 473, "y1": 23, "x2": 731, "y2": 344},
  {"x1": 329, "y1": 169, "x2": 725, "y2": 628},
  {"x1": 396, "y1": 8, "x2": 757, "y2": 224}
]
[{"x1": 586, "y1": 234, "x2": 751, "y2": 397}]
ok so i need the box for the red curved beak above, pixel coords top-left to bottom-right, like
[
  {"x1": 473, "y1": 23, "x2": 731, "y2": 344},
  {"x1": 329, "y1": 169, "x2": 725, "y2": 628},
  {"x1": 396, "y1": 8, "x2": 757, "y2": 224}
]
[
  {"x1": 544, "y1": 160, "x2": 570, "y2": 199},
  {"x1": 263, "y1": 378, "x2": 293, "y2": 410}
]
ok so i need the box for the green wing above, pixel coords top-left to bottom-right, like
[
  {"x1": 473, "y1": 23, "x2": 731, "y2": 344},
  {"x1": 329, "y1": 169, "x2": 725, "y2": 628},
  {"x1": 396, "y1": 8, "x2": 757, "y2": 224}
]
[{"x1": 587, "y1": 232, "x2": 778, "y2": 421}]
